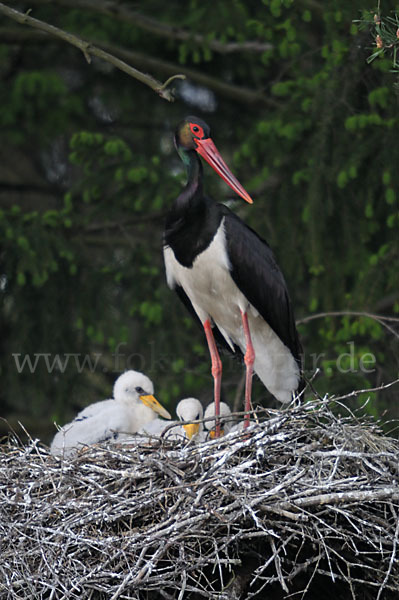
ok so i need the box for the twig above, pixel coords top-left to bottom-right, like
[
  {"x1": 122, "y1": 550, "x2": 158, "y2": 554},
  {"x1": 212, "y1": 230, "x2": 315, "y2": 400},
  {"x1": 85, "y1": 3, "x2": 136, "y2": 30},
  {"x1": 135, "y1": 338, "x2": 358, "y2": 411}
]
[
  {"x1": 24, "y1": 0, "x2": 274, "y2": 55},
  {"x1": 0, "y1": 3, "x2": 185, "y2": 101},
  {"x1": 376, "y1": 504, "x2": 399, "y2": 600},
  {"x1": 296, "y1": 310, "x2": 399, "y2": 339},
  {"x1": 333, "y1": 378, "x2": 399, "y2": 402},
  {"x1": 0, "y1": 27, "x2": 276, "y2": 107},
  {"x1": 1, "y1": 394, "x2": 399, "y2": 598}
]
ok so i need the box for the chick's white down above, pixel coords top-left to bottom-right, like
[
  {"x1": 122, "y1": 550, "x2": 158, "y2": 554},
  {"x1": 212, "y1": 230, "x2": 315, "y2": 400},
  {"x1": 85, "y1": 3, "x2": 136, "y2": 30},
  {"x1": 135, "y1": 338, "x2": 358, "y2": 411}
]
[
  {"x1": 50, "y1": 370, "x2": 170, "y2": 457},
  {"x1": 204, "y1": 402, "x2": 233, "y2": 437},
  {"x1": 139, "y1": 398, "x2": 204, "y2": 441}
]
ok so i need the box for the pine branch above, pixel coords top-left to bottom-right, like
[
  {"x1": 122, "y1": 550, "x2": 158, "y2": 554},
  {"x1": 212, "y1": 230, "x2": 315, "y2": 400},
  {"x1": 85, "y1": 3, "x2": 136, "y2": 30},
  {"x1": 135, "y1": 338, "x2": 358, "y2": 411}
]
[{"x1": 0, "y1": 2, "x2": 185, "y2": 101}]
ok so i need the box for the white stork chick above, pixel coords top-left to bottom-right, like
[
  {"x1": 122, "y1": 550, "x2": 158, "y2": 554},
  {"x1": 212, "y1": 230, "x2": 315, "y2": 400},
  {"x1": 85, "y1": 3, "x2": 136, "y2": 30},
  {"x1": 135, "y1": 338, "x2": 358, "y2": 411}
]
[
  {"x1": 50, "y1": 370, "x2": 171, "y2": 457},
  {"x1": 139, "y1": 397, "x2": 204, "y2": 441},
  {"x1": 204, "y1": 402, "x2": 233, "y2": 439},
  {"x1": 176, "y1": 397, "x2": 204, "y2": 441}
]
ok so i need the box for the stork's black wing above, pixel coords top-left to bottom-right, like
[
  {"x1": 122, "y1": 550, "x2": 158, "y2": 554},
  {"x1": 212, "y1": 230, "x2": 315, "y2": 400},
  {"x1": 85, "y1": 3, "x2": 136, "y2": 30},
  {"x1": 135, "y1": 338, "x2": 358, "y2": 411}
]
[{"x1": 222, "y1": 206, "x2": 303, "y2": 366}]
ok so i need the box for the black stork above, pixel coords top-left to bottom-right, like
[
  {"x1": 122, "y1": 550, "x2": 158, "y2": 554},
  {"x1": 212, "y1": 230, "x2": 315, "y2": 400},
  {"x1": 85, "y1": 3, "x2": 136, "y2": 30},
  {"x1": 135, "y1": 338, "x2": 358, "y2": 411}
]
[{"x1": 163, "y1": 116, "x2": 303, "y2": 436}]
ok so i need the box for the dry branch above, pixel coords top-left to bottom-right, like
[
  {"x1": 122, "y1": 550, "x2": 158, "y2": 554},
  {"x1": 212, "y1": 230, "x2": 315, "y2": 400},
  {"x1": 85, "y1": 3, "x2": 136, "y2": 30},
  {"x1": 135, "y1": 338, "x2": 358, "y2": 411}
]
[
  {"x1": 296, "y1": 310, "x2": 399, "y2": 339},
  {"x1": 24, "y1": 0, "x2": 274, "y2": 55},
  {"x1": 0, "y1": 3, "x2": 185, "y2": 101},
  {"x1": 1, "y1": 394, "x2": 399, "y2": 599},
  {"x1": 0, "y1": 27, "x2": 275, "y2": 107}
]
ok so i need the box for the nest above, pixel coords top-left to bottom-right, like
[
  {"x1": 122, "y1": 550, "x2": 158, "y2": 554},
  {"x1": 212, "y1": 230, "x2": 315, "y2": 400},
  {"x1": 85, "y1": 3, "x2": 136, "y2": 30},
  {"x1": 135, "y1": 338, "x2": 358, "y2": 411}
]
[{"x1": 1, "y1": 395, "x2": 399, "y2": 600}]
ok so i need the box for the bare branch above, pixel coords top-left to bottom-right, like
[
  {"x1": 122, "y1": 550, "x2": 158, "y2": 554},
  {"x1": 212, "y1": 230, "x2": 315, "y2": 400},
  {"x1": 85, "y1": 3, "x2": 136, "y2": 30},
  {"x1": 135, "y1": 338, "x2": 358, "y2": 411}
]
[
  {"x1": 297, "y1": 310, "x2": 399, "y2": 339},
  {"x1": 0, "y1": 3, "x2": 185, "y2": 101},
  {"x1": 278, "y1": 487, "x2": 399, "y2": 510},
  {"x1": 0, "y1": 27, "x2": 276, "y2": 107},
  {"x1": 2, "y1": 394, "x2": 399, "y2": 598},
  {"x1": 84, "y1": 212, "x2": 168, "y2": 232},
  {"x1": 24, "y1": 0, "x2": 274, "y2": 54},
  {"x1": 332, "y1": 378, "x2": 399, "y2": 402}
]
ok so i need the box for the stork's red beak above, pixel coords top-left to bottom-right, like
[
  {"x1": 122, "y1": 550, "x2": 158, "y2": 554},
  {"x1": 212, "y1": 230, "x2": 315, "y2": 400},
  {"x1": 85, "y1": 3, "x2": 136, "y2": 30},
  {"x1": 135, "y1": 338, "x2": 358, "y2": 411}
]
[{"x1": 194, "y1": 138, "x2": 253, "y2": 204}]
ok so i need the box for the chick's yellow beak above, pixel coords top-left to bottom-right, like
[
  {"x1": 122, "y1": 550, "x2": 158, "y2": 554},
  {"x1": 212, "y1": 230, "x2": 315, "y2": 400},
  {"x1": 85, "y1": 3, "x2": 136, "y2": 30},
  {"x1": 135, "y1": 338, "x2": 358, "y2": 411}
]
[
  {"x1": 140, "y1": 395, "x2": 171, "y2": 420},
  {"x1": 183, "y1": 423, "x2": 200, "y2": 439},
  {"x1": 209, "y1": 429, "x2": 224, "y2": 439}
]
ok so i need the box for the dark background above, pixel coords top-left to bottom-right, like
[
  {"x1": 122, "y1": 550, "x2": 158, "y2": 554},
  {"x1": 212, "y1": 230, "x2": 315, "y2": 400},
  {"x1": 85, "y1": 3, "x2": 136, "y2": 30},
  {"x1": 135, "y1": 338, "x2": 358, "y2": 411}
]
[{"x1": 0, "y1": 0, "x2": 398, "y2": 443}]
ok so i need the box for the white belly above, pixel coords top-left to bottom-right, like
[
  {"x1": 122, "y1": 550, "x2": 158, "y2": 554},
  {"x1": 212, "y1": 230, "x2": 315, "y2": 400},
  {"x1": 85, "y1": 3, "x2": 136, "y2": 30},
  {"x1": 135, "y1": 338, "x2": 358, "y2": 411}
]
[{"x1": 164, "y1": 220, "x2": 300, "y2": 402}]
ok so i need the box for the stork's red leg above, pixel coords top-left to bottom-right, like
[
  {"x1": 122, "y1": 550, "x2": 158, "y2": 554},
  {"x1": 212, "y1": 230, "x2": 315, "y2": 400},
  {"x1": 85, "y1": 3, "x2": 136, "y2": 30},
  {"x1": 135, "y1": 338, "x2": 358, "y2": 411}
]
[
  {"x1": 203, "y1": 319, "x2": 222, "y2": 438},
  {"x1": 241, "y1": 311, "x2": 255, "y2": 429}
]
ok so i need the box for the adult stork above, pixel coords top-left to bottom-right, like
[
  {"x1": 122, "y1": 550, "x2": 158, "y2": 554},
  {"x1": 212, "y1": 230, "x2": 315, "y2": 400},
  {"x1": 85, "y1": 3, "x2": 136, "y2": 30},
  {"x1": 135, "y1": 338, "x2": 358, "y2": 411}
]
[{"x1": 163, "y1": 116, "x2": 303, "y2": 436}]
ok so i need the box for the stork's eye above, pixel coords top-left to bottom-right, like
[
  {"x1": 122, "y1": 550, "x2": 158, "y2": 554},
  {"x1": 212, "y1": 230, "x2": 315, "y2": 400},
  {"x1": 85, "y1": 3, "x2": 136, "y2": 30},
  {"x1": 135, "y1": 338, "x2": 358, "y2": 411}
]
[
  {"x1": 135, "y1": 386, "x2": 145, "y2": 394},
  {"x1": 195, "y1": 413, "x2": 200, "y2": 420},
  {"x1": 189, "y1": 123, "x2": 204, "y2": 138}
]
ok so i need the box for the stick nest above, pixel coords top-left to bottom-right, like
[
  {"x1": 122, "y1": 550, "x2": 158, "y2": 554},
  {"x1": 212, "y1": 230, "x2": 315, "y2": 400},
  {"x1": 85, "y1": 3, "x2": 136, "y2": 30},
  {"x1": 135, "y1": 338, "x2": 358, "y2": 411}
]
[{"x1": 1, "y1": 397, "x2": 399, "y2": 600}]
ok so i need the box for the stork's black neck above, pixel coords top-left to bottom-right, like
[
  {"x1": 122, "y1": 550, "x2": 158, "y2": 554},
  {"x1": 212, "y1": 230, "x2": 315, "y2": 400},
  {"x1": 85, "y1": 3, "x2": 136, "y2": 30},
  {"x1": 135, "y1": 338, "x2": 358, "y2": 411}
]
[
  {"x1": 164, "y1": 149, "x2": 223, "y2": 268},
  {"x1": 175, "y1": 149, "x2": 204, "y2": 212}
]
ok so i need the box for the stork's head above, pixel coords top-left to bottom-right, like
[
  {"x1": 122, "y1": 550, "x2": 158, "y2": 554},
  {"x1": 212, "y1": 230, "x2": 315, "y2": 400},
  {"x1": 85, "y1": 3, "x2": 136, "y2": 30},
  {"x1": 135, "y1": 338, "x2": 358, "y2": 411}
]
[
  {"x1": 113, "y1": 370, "x2": 171, "y2": 419},
  {"x1": 175, "y1": 116, "x2": 210, "y2": 151},
  {"x1": 175, "y1": 116, "x2": 253, "y2": 204}
]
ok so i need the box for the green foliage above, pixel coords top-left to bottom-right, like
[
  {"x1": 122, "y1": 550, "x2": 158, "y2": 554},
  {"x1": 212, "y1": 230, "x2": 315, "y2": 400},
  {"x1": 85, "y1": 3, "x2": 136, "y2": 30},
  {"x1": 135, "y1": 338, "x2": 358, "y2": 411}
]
[
  {"x1": 1, "y1": 70, "x2": 84, "y2": 143},
  {"x1": 356, "y1": 10, "x2": 399, "y2": 75},
  {"x1": 0, "y1": 0, "x2": 398, "y2": 440}
]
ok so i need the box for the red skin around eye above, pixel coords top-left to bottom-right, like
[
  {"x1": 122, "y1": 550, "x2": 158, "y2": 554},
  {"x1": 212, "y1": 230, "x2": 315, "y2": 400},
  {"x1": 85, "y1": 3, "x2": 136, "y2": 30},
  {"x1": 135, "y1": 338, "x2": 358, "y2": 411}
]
[{"x1": 189, "y1": 123, "x2": 205, "y2": 138}]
